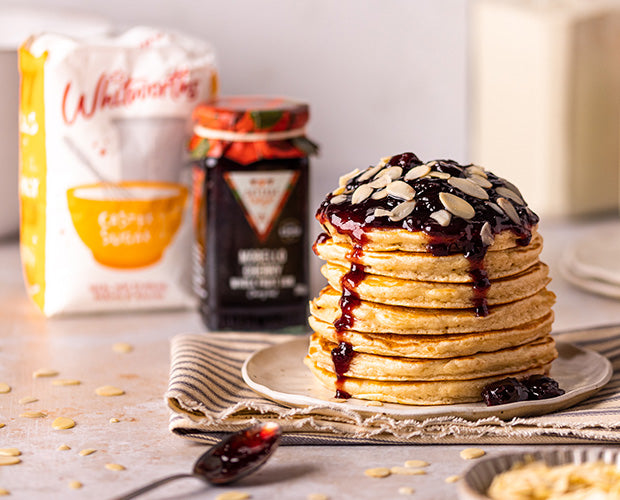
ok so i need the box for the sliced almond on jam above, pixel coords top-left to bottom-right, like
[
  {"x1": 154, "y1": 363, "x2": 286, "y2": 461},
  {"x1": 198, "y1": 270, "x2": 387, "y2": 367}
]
[
  {"x1": 331, "y1": 186, "x2": 345, "y2": 196},
  {"x1": 428, "y1": 171, "x2": 451, "y2": 179},
  {"x1": 351, "y1": 184, "x2": 374, "y2": 205},
  {"x1": 480, "y1": 221, "x2": 494, "y2": 247},
  {"x1": 468, "y1": 174, "x2": 493, "y2": 188},
  {"x1": 386, "y1": 180, "x2": 415, "y2": 201},
  {"x1": 368, "y1": 175, "x2": 391, "y2": 189},
  {"x1": 382, "y1": 166, "x2": 403, "y2": 180},
  {"x1": 430, "y1": 210, "x2": 451, "y2": 227},
  {"x1": 374, "y1": 208, "x2": 393, "y2": 218},
  {"x1": 404, "y1": 164, "x2": 431, "y2": 181},
  {"x1": 465, "y1": 165, "x2": 487, "y2": 178},
  {"x1": 389, "y1": 201, "x2": 416, "y2": 221},
  {"x1": 338, "y1": 168, "x2": 360, "y2": 187},
  {"x1": 486, "y1": 201, "x2": 503, "y2": 213},
  {"x1": 371, "y1": 188, "x2": 388, "y2": 200},
  {"x1": 330, "y1": 194, "x2": 347, "y2": 205},
  {"x1": 439, "y1": 192, "x2": 475, "y2": 220},
  {"x1": 448, "y1": 177, "x2": 489, "y2": 200},
  {"x1": 497, "y1": 197, "x2": 520, "y2": 224},
  {"x1": 357, "y1": 163, "x2": 385, "y2": 182},
  {"x1": 496, "y1": 186, "x2": 524, "y2": 205}
]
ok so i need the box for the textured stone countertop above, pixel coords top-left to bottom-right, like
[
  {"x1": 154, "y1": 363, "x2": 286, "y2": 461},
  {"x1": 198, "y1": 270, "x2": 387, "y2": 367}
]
[{"x1": 1, "y1": 217, "x2": 619, "y2": 499}]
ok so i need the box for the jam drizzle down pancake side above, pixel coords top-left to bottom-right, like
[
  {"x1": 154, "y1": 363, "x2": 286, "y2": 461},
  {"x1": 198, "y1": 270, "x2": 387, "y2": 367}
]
[{"x1": 314, "y1": 152, "x2": 539, "y2": 398}]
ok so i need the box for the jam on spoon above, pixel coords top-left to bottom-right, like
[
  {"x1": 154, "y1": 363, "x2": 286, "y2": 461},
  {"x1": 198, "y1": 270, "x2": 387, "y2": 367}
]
[{"x1": 113, "y1": 422, "x2": 282, "y2": 500}]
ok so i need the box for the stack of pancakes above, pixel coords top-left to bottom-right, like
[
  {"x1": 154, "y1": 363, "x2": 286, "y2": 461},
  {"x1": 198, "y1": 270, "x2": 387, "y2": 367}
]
[{"x1": 304, "y1": 153, "x2": 556, "y2": 405}]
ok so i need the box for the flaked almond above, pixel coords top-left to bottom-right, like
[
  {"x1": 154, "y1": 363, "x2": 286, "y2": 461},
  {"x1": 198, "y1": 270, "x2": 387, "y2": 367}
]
[
  {"x1": 79, "y1": 448, "x2": 96, "y2": 457},
  {"x1": 57, "y1": 444, "x2": 71, "y2": 451},
  {"x1": 33, "y1": 369, "x2": 58, "y2": 378},
  {"x1": 468, "y1": 174, "x2": 493, "y2": 188},
  {"x1": 439, "y1": 192, "x2": 475, "y2": 220},
  {"x1": 404, "y1": 164, "x2": 431, "y2": 181},
  {"x1": 20, "y1": 411, "x2": 46, "y2": 419},
  {"x1": 373, "y1": 208, "x2": 393, "y2": 218},
  {"x1": 351, "y1": 184, "x2": 374, "y2": 204},
  {"x1": 487, "y1": 201, "x2": 503, "y2": 214},
  {"x1": 0, "y1": 384, "x2": 10, "y2": 394},
  {"x1": 390, "y1": 466, "x2": 426, "y2": 475},
  {"x1": 371, "y1": 188, "x2": 388, "y2": 200},
  {"x1": 364, "y1": 467, "x2": 391, "y2": 478},
  {"x1": 480, "y1": 221, "x2": 494, "y2": 247},
  {"x1": 382, "y1": 166, "x2": 403, "y2": 180},
  {"x1": 429, "y1": 210, "x2": 451, "y2": 227},
  {"x1": 460, "y1": 448, "x2": 485, "y2": 460},
  {"x1": 368, "y1": 175, "x2": 391, "y2": 189},
  {"x1": 105, "y1": 463, "x2": 125, "y2": 471},
  {"x1": 398, "y1": 486, "x2": 415, "y2": 495},
  {"x1": 357, "y1": 163, "x2": 385, "y2": 182},
  {"x1": 215, "y1": 492, "x2": 251, "y2": 500},
  {"x1": 364, "y1": 401, "x2": 384, "y2": 407},
  {"x1": 465, "y1": 165, "x2": 487, "y2": 178},
  {"x1": 428, "y1": 171, "x2": 451, "y2": 179},
  {"x1": 496, "y1": 186, "x2": 524, "y2": 205},
  {"x1": 497, "y1": 197, "x2": 520, "y2": 224},
  {"x1": 307, "y1": 494, "x2": 329, "y2": 500},
  {"x1": 95, "y1": 386, "x2": 125, "y2": 397},
  {"x1": 331, "y1": 186, "x2": 345, "y2": 196},
  {"x1": 52, "y1": 417, "x2": 75, "y2": 430},
  {"x1": 503, "y1": 179, "x2": 524, "y2": 199},
  {"x1": 448, "y1": 177, "x2": 489, "y2": 200},
  {"x1": 338, "y1": 168, "x2": 359, "y2": 187},
  {"x1": 109, "y1": 418, "x2": 120, "y2": 424},
  {"x1": 68, "y1": 480, "x2": 82, "y2": 490},
  {"x1": 445, "y1": 475, "x2": 461, "y2": 483},
  {"x1": 18, "y1": 396, "x2": 38, "y2": 405},
  {"x1": 0, "y1": 449, "x2": 20, "y2": 457},
  {"x1": 0, "y1": 457, "x2": 20, "y2": 466},
  {"x1": 404, "y1": 460, "x2": 429, "y2": 468},
  {"x1": 386, "y1": 180, "x2": 415, "y2": 201},
  {"x1": 425, "y1": 160, "x2": 438, "y2": 168},
  {"x1": 330, "y1": 194, "x2": 347, "y2": 205},
  {"x1": 52, "y1": 379, "x2": 81, "y2": 386},
  {"x1": 390, "y1": 201, "x2": 416, "y2": 221}
]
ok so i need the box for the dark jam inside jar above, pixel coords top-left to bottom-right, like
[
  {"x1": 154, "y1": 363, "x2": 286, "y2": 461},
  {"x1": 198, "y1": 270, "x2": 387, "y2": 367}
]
[
  {"x1": 194, "y1": 155, "x2": 309, "y2": 331},
  {"x1": 315, "y1": 152, "x2": 540, "y2": 398}
]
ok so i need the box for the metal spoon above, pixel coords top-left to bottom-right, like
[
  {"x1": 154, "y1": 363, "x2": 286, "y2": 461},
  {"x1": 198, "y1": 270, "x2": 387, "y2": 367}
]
[{"x1": 113, "y1": 422, "x2": 282, "y2": 500}]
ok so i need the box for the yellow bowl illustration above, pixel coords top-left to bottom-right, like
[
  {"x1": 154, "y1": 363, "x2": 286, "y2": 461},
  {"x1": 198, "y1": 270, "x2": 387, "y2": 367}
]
[{"x1": 67, "y1": 181, "x2": 188, "y2": 269}]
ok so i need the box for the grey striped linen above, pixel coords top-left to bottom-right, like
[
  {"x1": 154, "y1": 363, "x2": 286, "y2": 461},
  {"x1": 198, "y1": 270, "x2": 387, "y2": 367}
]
[{"x1": 166, "y1": 326, "x2": 620, "y2": 445}]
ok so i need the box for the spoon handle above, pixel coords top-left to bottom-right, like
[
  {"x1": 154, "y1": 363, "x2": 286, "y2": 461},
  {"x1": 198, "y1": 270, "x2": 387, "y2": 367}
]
[{"x1": 111, "y1": 472, "x2": 205, "y2": 500}]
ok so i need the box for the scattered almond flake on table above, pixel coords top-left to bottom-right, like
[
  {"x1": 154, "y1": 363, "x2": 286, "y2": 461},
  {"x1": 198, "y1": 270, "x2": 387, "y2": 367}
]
[
  {"x1": 109, "y1": 418, "x2": 120, "y2": 423},
  {"x1": 307, "y1": 494, "x2": 329, "y2": 500},
  {"x1": 105, "y1": 463, "x2": 125, "y2": 471},
  {"x1": 68, "y1": 480, "x2": 82, "y2": 490},
  {"x1": 18, "y1": 396, "x2": 38, "y2": 405},
  {"x1": 364, "y1": 401, "x2": 383, "y2": 407},
  {"x1": 404, "y1": 460, "x2": 429, "y2": 468},
  {"x1": 364, "y1": 467, "x2": 391, "y2": 478},
  {"x1": 445, "y1": 475, "x2": 461, "y2": 483},
  {"x1": 215, "y1": 492, "x2": 251, "y2": 500},
  {"x1": 0, "y1": 449, "x2": 20, "y2": 457},
  {"x1": 57, "y1": 444, "x2": 71, "y2": 451},
  {"x1": 112, "y1": 342, "x2": 133, "y2": 354},
  {"x1": 0, "y1": 489, "x2": 8, "y2": 496},
  {"x1": 52, "y1": 417, "x2": 75, "y2": 430},
  {"x1": 390, "y1": 466, "x2": 426, "y2": 476},
  {"x1": 0, "y1": 383, "x2": 11, "y2": 394},
  {"x1": 398, "y1": 487, "x2": 415, "y2": 495},
  {"x1": 20, "y1": 411, "x2": 46, "y2": 419},
  {"x1": 95, "y1": 385, "x2": 125, "y2": 397},
  {"x1": 0, "y1": 424, "x2": 4, "y2": 429},
  {"x1": 460, "y1": 448, "x2": 486, "y2": 460},
  {"x1": 33, "y1": 369, "x2": 59, "y2": 378},
  {"x1": 79, "y1": 448, "x2": 96, "y2": 457},
  {"x1": 52, "y1": 379, "x2": 81, "y2": 386},
  {"x1": 0, "y1": 457, "x2": 21, "y2": 466}
]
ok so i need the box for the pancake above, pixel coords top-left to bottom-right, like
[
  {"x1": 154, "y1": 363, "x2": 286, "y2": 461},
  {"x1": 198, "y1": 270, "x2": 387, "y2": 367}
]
[
  {"x1": 304, "y1": 357, "x2": 551, "y2": 405},
  {"x1": 322, "y1": 261, "x2": 550, "y2": 309},
  {"x1": 314, "y1": 232, "x2": 543, "y2": 282},
  {"x1": 307, "y1": 333, "x2": 557, "y2": 381},
  {"x1": 306, "y1": 152, "x2": 556, "y2": 405},
  {"x1": 308, "y1": 312, "x2": 554, "y2": 358},
  {"x1": 310, "y1": 286, "x2": 556, "y2": 335}
]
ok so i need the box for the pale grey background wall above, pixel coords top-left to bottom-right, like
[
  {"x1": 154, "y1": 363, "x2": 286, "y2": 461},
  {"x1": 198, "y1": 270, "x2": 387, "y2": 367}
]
[{"x1": 4, "y1": 0, "x2": 469, "y2": 293}]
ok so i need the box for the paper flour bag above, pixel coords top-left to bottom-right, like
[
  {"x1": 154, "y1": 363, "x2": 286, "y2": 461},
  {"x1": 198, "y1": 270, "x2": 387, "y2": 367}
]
[{"x1": 18, "y1": 27, "x2": 218, "y2": 316}]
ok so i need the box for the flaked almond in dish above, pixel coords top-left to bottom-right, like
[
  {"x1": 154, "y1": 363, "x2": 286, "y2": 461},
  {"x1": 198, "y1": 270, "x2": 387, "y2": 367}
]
[{"x1": 305, "y1": 152, "x2": 558, "y2": 405}]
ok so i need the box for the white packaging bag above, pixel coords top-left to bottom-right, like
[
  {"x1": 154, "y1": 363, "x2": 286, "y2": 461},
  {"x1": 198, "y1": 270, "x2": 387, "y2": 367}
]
[{"x1": 19, "y1": 27, "x2": 218, "y2": 316}]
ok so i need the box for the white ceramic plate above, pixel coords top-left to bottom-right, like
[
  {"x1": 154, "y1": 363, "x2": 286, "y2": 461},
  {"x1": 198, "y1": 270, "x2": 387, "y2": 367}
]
[
  {"x1": 458, "y1": 448, "x2": 620, "y2": 500},
  {"x1": 242, "y1": 337, "x2": 612, "y2": 420}
]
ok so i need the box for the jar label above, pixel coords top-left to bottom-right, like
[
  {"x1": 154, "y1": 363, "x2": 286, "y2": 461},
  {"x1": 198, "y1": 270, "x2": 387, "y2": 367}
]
[{"x1": 223, "y1": 171, "x2": 299, "y2": 242}]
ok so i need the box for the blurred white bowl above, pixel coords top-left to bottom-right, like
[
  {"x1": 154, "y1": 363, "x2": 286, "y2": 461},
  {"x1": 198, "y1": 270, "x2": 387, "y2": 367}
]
[{"x1": 0, "y1": 5, "x2": 110, "y2": 239}]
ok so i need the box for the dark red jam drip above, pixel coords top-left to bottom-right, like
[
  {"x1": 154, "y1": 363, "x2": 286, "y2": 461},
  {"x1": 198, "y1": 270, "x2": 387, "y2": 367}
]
[
  {"x1": 316, "y1": 152, "x2": 539, "y2": 318},
  {"x1": 331, "y1": 245, "x2": 366, "y2": 399}
]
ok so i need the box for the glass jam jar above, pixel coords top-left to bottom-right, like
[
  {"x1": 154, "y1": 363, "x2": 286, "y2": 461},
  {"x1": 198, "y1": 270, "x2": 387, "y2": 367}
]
[{"x1": 189, "y1": 96, "x2": 317, "y2": 331}]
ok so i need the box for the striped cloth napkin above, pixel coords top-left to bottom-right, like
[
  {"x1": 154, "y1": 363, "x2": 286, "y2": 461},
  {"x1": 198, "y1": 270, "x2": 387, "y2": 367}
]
[{"x1": 166, "y1": 326, "x2": 620, "y2": 445}]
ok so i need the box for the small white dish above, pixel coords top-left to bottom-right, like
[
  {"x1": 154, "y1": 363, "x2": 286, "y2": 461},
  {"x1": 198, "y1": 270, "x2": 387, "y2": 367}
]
[
  {"x1": 242, "y1": 337, "x2": 612, "y2": 420},
  {"x1": 458, "y1": 447, "x2": 620, "y2": 500}
]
